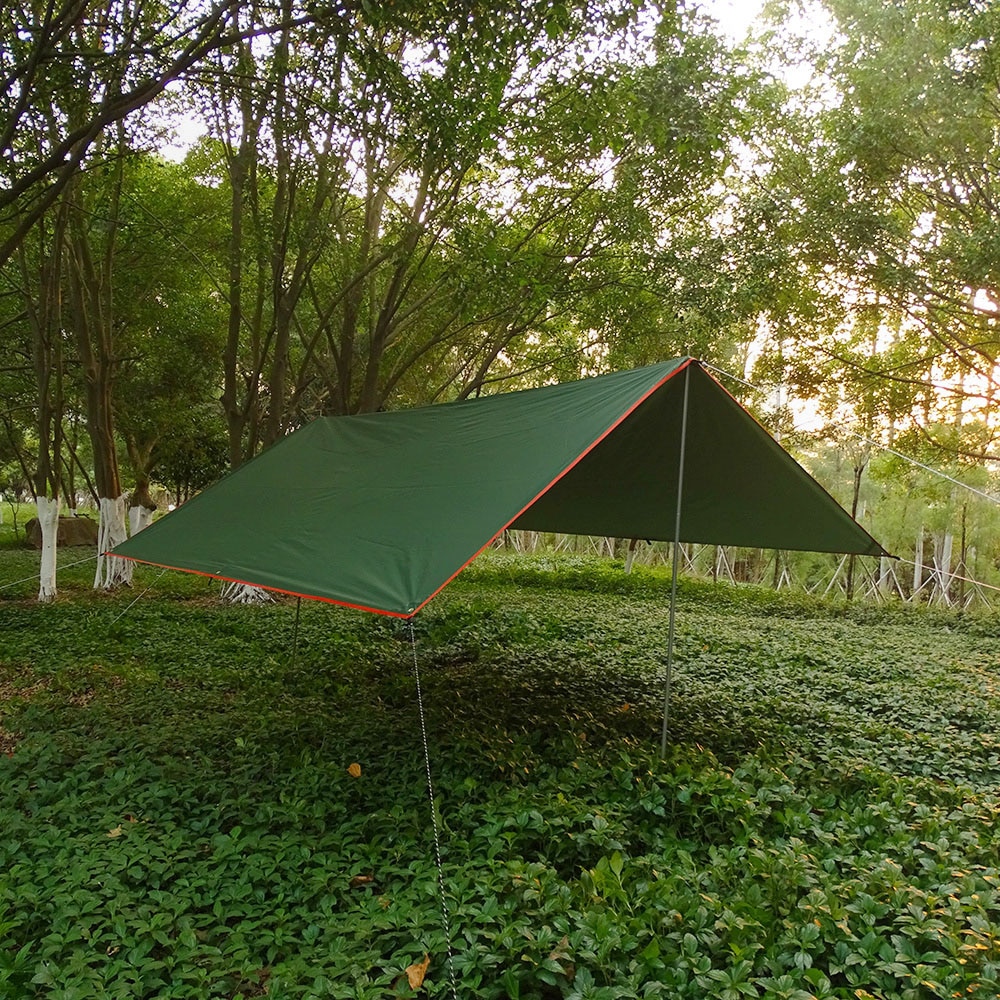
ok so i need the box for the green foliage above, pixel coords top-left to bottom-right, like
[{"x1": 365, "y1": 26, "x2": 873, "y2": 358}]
[
  {"x1": 2, "y1": 553, "x2": 1000, "y2": 996},
  {"x1": 744, "y1": 0, "x2": 1000, "y2": 421}
]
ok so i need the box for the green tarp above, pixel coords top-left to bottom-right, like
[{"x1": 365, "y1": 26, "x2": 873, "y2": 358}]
[{"x1": 110, "y1": 358, "x2": 886, "y2": 616}]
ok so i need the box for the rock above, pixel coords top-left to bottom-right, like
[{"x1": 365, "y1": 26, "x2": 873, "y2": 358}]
[{"x1": 24, "y1": 515, "x2": 99, "y2": 549}]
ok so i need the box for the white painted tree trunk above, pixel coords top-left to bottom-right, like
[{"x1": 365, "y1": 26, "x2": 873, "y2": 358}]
[
  {"x1": 128, "y1": 504, "x2": 155, "y2": 536},
  {"x1": 878, "y1": 556, "x2": 890, "y2": 595},
  {"x1": 94, "y1": 495, "x2": 133, "y2": 588},
  {"x1": 940, "y1": 532, "x2": 954, "y2": 599},
  {"x1": 36, "y1": 495, "x2": 60, "y2": 602},
  {"x1": 912, "y1": 528, "x2": 923, "y2": 598},
  {"x1": 624, "y1": 538, "x2": 638, "y2": 574},
  {"x1": 220, "y1": 581, "x2": 274, "y2": 604}
]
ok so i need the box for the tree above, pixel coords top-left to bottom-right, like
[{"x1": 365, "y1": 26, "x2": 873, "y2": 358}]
[
  {"x1": 0, "y1": 195, "x2": 70, "y2": 599},
  {"x1": 155, "y1": 410, "x2": 229, "y2": 505},
  {"x1": 0, "y1": 0, "x2": 387, "y2": 266},
  {"x1": 13, "y1": 0, "x2": 234, "y2": 588},
  {"x1": 190, "y1": 1, "x2": 764, "y2": 469},
  {"x1": 742, "y1": 0, "x2": 1000, "y2": 437},
  {"x1": 106, "y1": 155, "x2": 228, "y2": 532},
  {"x1": 1, "y1": 0, "x2": 238, "y2": 264}
]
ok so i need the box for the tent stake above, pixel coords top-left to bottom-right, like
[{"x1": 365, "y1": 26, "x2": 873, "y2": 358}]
[{"x1": 661, "y1": 364, "x2": 691, "y2": 758}]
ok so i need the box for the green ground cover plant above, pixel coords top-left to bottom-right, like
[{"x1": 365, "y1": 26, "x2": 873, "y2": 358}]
[{"x1": 2, "y1": 547, "x2": 1000, "y2": 998}]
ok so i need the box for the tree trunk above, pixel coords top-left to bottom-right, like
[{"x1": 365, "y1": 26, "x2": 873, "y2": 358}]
[
  {"x1": 938, "y1": 532, "x2": 954, "y2": 604},
  {"x1": 64, "y1": 163, "x2": 130, "y2": 589},
  {"x1": 222, "y1": 139, "x2": 249, "y2": 470},
  {"x1": 36, "y1": 495, "x2": 60, "y2": 602},
  {"x1": 128, "y1": 503, "x2": 155, "y2": 535},
  {"x1": 220, "y1": 581, "x2": 274, "y2": 604},
  {"x1": 845, "y1": 462, "x2": 865, "y2": 600},
  {"x1": 958, "y1": 503, "x2": 967, "y2": 606},
  {"x1": 126, "y1": 440, "x2": 157, "y2": 536},
  {"x1": 912, "y1": 528, "x2": 924, "y2": 599},
  {"x1": 624, "y1": 538, "x2": 638, "y2": 574},
  {"x1": 95, "y1": 496, "x2": 131, "y2": 587},
  {"x1": 878, "y1": 556, "x2": 891, "y2": 596},
  {"x1": 22, "y1": 202, "x2": 67, "y2": 601},
  {"x1": 219, "y1": 32, "x2": 266, "y2": 471}
]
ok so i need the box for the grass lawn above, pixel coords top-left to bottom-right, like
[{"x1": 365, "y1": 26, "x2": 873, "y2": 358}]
[{"x1": 1, "y1": 535, "x2": 1000, "y2": 998}]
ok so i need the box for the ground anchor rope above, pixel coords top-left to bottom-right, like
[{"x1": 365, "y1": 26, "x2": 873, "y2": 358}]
[
  {"x1": 407, "y1": 619, "x2": 460, "y2": 1000},
  {"x1": 105, "y1": 568, "x2": 168, "y2": 625},
  {"x1": 0, "y1": 553, "x2": 99, "y2": 593}
]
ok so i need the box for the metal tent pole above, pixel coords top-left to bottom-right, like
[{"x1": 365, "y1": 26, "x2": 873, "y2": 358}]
[{"x1": 661, "y1": 364, "x2": 691, "y2": 758}]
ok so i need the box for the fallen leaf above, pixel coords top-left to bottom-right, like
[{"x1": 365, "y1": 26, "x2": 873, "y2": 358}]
[
  {"x1": 405, "y1": 954, "x2": 431, "y2": 990},
  {"x1": 548, "y1": 935, "x2": 571, "y2": 961},
  {"x1": 106, "y1": 825, "x2": 123, "y2": 838},
  {"x1": 347, "y1": 762, "x2": 362, "y2": 778}
]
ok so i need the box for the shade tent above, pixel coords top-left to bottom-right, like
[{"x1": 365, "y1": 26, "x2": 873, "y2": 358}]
[{"x1": 109, "y1": 358, "x2": 886, "y2": 615}]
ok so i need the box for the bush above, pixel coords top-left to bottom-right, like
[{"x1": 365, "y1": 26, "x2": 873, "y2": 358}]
[{"x1": 2, "y1": 555, "x2": 1000, "y2": 997}]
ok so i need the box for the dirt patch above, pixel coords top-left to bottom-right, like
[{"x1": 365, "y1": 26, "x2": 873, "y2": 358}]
[
  {"x1": 0, "y1": 672, "x2": 50, "y2": 704},
  {"x1": 0, "y1": 670, "x2": 49, "y2": 756},
  {"x1": 64, "y1": 675, "x2": 124, "y2": 706},
  {"x1": 0, "y1": 725, "x2": 19, "y2": 755}
]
